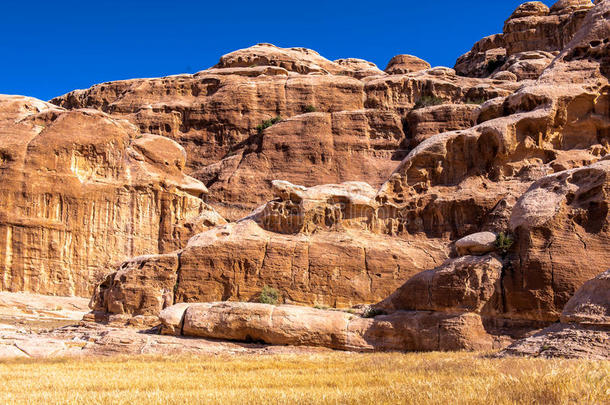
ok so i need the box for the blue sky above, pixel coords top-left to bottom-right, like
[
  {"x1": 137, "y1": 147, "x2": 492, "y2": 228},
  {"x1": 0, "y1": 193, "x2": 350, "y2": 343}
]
[{"x1": 1, "y1": 0, "x2": 554, "y2": 101}]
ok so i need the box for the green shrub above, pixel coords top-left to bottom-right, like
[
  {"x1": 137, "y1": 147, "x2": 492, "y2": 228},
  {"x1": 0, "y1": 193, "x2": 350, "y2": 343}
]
[
  {"x1": 304, "y1": 105, "x2": 317, "y2": 113},
  {"x1": 259, "y1": 285, "x2": 280, "y2": 305},
  {"x1": 413, "y1": 96, "x2": 445, "y2": 109},
  {"x1": 362, "y1": 306, "x2": 385, "y2": 318},
  {"x1": 495, "y1": 232, "x2": 514, "y2": 253},
  {"x1": 256, "y1": 116, "x2": 283, "y2": 134}
]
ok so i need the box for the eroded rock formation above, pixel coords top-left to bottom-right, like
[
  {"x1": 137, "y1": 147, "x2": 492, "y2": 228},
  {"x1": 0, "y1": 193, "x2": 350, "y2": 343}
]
[
  {"x1": 89, "y1": 1, "x2": 610, "y2": 356},
  {"x1": 455, "y1": 0, "x2": 594, "y2": 79},
  {"x1": 1, "y1": 0, "x2": 609, "y2": 357},
  {"x1": 0, "y1": 96, "x2": 222, "y2": 296},
  {"x1": 500, "y1": 269, "x2": 610, "y2": 359}
]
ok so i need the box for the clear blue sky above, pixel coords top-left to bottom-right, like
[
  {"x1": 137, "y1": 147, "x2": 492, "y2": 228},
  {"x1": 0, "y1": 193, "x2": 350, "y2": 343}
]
[{"x1": 1, "y1": 0, "x2": 554, "y2": 101}]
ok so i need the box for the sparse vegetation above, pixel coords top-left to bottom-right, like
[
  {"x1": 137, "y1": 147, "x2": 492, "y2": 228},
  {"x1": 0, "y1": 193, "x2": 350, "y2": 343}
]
[
  {"x1": 495, "y1": 232, "x2": 514, "y2": 254},
  {"x1": 256, "y1": 116, "x2": 283, "y2": 134},
  {"x1": 259, "y1": 285, "x2": 280, "y2": 305},
  {"x1": 0, "y1": 352, "x2": 607, "y2": 404},
  {"x1": 304, "y1": 105, "x2": 317, "y2": 113},
  {"x1": 413, "y1": 96, "x2": 445, "y2": 109}
]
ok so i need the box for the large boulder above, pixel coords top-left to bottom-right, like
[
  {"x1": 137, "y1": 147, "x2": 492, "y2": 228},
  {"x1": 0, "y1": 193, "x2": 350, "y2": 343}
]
[
  {"x1": 455, "y1": 232, "x2": 498, "y2": 256},
  {"x1": 376, "y1": 255, "x2": 503, "y2": 315},
  {"x1": 561, "y1": 269, "x2": 610, "y2": 325},
  {"x1": 161, "y1": 302, "x2": 505, "y2": 352}
]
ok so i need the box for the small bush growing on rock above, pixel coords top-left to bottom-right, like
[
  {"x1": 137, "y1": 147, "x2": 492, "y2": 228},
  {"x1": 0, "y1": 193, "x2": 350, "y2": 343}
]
[
  {"x1": 413, "y1": 96, "x2": 444, "y2": 109},
  {"x1": 259, "y1": 285, "x2": 280, "y2": 305},
  {"x1": 495, "y1": 232, "x2": 514, "y2": 253},
  {"x1": 256, "y1": 116, "x2": 283, "y2": 134},
  {"x1": 304, "y1": 105, "x2": 317, "y2": 113},
  {"x1": 362, "y1": 306, "x2": 385, "y2": 318}
]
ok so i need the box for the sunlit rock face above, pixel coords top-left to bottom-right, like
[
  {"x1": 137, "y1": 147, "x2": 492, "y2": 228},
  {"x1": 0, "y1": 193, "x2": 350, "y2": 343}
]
[
  {"x1": 0, "y1": 95, "x2": 222, "y2": 296},
  {"x1": 52, "y1": 44, "x2": 517, "y2": 220}
]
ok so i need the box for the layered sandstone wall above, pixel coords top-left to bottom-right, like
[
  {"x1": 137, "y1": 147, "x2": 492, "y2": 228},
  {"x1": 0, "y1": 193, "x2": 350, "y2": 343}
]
[{"x1": 0, "y1": 96, "x2": 223, "y2": 296}]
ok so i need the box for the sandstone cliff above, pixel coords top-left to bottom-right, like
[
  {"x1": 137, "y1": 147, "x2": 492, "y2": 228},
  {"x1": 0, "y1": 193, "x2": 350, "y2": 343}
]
[
  {"x1": 0, "y1": 96, "x2": 223, "y2": 296},
  {"x1": 0, "y1": 0, "x2": 608, "y2": 356},
  {"x1": 51, "y1": 44, "x2": 518, "y2": 219},
  {"x1": 89, "y1": 0, "x2": 610, "y2": 353}
]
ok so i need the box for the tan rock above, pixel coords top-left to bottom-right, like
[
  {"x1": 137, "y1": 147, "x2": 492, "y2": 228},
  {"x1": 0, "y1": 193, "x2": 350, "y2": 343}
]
[
  {"x1": 384, "y1": 55, "x2": 431, "y2": 74},
  {"x1": 405, "y1": 104, "x2": 478, "y2": 148},
  {"x1": 561, "y1": 269, "x2": 610, "y2": 325},
  {"x1": 174, "y1": 302, "x2": 503, "y2": 352},
  {"x1": 455, "y1": 232, "x2": 497, "y2": 256},
  {"x1": 508, "y1": 161, "x2": 610, "y2": 321},
  {"x1": 0, "y1": 95, "x2": 217, "y2": 296},
  {"x1": 92, "y1": 218, "x2": 449, "y2": 316},
  {"x1": 90, "y1": 253, "x2": 179, "y2": 315},
  {"x1": 377, "y1": 255, "x2": 503, "y2": 314}
]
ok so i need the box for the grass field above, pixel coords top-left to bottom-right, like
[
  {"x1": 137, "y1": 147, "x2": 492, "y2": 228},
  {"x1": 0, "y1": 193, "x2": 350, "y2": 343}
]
[{"x1": 0, "y1": 352, "x2": 608, "y2": 404}]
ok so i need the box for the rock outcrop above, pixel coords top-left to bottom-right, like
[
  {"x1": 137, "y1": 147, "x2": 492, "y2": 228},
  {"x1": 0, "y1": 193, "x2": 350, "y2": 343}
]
[
  {"x1": 1, "y1": 0, "x2": 609, "y2": 357},
  {"x1": 455, "y1": 1, "x2": 594, "y2": 79},
  {"x1": 159, "y1": 301, "x2": 506, "y2": 352},
  {"x1": 52, "y1": 46, "x2": 517, "y2": 219},
  {"x1": 89, "y1": 2, "x2": 610, "y2": 350},
  {"x1": 500, "y1": 270, "x2": 610, "y2": 359},
  {"x1": 0, "y1": 95, "x2": 221, "y2": 296},
  {"x1": 91, "y1": 182, "x2": 450, "y2": 316}
]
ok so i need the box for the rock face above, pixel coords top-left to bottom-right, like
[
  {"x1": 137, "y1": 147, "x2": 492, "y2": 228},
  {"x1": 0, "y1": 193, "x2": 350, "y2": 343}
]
[
  {"x1": 455, "y1": 0, "x2": 594, "y2": 78},
  {"x1": 508, "y1": 161, "x2": 610, "y2": 321},
  {"x1": 500, "y1": 270, "x2": 610, "y2": 359},
  {"x1": 89, "y1": 181, "x2": 451, "y2": 315},
  {"x1": 1, "y1": 0, "x2": 610, "y2": 357},
  {"x1": 89, "y1": 1, "x2": 610, "y2": 350},
  {"x1": 160, "y1": 302, "x2": 506, "y2": 352},
  {"x1": 0, "y1": 95, "x2": 220, "y2": 296},
  {"x1": 376, "y1": 255, "x2": 503, "y2": 315}
]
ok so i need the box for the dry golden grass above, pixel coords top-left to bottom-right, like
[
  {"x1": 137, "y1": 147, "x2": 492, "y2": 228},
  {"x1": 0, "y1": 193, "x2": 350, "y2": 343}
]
[{"x1": 0, "y1": 351, "x2": 608, "y2": 404}]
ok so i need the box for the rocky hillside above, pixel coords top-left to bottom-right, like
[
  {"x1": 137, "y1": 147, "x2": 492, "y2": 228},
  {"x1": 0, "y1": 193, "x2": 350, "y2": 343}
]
[{"x1": 0, "y1": 0, "x2": 608, "y2": 356}]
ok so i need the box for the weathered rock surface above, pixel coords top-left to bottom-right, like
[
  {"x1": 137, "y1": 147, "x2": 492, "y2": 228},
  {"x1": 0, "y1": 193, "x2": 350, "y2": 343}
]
[
  {"x1": 455, "y1": 0, "x2": 594, "y2": 78},
  {"x1": 93, "y1": 219, "x2": 449, "y2": 315},
  {"x1": 508, "y1": 161, "x2": 610, "y2": 321},
  {"x1": 454, "y1": 232, "x2": 498, "y2": 256},
  {"x1": 52, "y1": 46, "x2": 517, "y2": 219},
  {"x1": 1, "y1": 0, "x2": 610, "y2": 357},
  {"x1": 376, "y1": 255, "x2": 503, "y2": 315},
  {"x1": 161, "y1": 301, "x2": 508, "y2": 352},
  {"x1": 0, "y1": 95, "x2": 220, "y2": 296},
  {"x1": 405, "y1": 104, "x2": 478, "y2": 148},
  {"x1": 500, "y1": 269, "x2": 609, "y2": 359},
  {"x1": 561, "y1": 269, "x2": 610, "y2": 325},
  {"x1": 384, "y1": 55, "x2": 431, "y2": 74}
]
